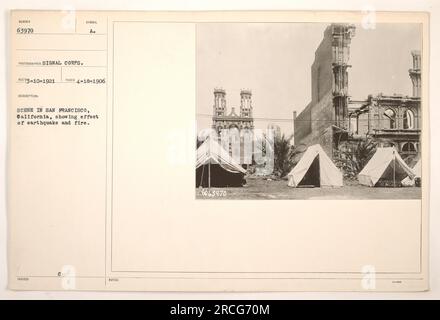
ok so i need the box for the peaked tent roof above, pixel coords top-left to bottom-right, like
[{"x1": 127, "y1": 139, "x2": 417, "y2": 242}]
[
  {"x1": 412, "y1": 159, "x2": 421, "y2": 178},
  {"x1": 358, "y1": 147, "x2": 415, "y2": 187},
  {"x1": 287, "y1": 144, "x2": 343, "y2": 187},
  {"x1": 196, "y1": 137, "x2": 246, "y2": 174}
]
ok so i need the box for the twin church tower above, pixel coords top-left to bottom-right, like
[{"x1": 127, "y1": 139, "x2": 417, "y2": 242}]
[{"x1": 212, "y1": 88, "x2": 254, "y2": 134}]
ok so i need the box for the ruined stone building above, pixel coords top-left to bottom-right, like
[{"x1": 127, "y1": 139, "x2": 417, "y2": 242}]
[
  {"x1": 294, "y1": 24, "x2": 356, "y2": 157},
  {"x1": 294, "y1": 24, "x2": 421, "y2": 166}
]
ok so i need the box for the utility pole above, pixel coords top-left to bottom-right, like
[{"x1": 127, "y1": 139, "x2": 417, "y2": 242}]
[
  {"x1": 208, "y1": 161, "x2": 211, "y2": 188},
  {"x1": 293, "y1": 111, "x2": 297, "y2": 131},
  {"x1": 393, "y1": 150, "x2": 396, "y2": 187}
]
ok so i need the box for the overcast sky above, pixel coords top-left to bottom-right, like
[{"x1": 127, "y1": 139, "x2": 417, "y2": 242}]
[{"x1": 196, "y1": 23, "x2": 422, "y2": 137}]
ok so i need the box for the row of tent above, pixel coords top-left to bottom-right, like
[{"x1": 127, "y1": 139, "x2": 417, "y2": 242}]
[
  {"x1": 196, "y1": 137, "x2": 421, "y2": 188},
  {"x1": 287, "y1": 144, "x2": 421, "y2": 187}
]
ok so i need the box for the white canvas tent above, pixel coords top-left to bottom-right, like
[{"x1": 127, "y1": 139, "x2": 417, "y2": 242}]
[
  {"x1": 287, "y1": 144, "x2": 343, "y2": 187},
  {"x1": 401, "y1": 159, "x2": 421, "y2": 186},
  {"x1": 358, "y1": 147, "x2": 415, "y2": 187},
  {"x1": 196, "y1": 137, "x2": 246, "y2": 187}
]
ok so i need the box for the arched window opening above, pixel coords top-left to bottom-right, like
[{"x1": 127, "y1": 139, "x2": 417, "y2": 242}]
[
  {"x1": 383, "y1": 141, "x2": 395, "y2": 148},
  {"x1": 403, "y1": 109, "x2": 415, "y2": 129},
  {"x1": 384, "y1": 109, "x2": 396, "y2": 129},
  {"x1": 402, "y1": 142, "x2": 416, "y2": 153}
]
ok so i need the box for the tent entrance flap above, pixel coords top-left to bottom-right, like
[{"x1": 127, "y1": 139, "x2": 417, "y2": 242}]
[{"x1": 298, "y1": 155, "x2": 321, "y2": 187}]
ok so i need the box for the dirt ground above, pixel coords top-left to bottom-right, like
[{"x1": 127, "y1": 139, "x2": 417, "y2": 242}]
[{"x1": 195, "y1": 177, "x2": 422, "y2": 200}]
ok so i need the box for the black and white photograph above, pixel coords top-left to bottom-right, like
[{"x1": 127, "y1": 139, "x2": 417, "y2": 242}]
[
  {"x1": 3, "y1": 6, "x2": 435, "y2": 297},
  {"x1": 196, "y1": 23, "x2": 422, "y2": 200}
]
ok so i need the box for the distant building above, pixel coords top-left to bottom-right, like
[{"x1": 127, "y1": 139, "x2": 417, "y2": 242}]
[
  {"x1": 211, "y1": 88, "x2": 255, "y2": 165},
  {"x1": 212, "y1": 88, "x2": 254, "y2": 133},
  {"x1": 267, "y1": 123, "x2": 281, "y2": 138},
  {"x1": 294, "y1": 24, "x2": 421, "y2": 165}
]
